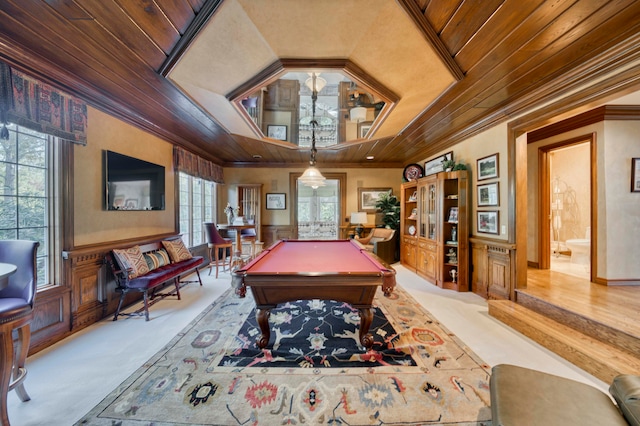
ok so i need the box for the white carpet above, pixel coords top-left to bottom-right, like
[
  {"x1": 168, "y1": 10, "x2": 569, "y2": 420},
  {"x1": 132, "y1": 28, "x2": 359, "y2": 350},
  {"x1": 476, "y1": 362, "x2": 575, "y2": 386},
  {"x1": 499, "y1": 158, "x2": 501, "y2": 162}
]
[{"x1": 7, "y1": 264, "x2": 607, "y2": 425}]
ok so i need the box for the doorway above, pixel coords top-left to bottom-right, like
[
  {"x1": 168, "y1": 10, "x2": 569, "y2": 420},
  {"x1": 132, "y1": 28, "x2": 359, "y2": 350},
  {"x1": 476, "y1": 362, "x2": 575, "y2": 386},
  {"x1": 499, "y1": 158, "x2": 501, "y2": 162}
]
[
  {"x1": 538, "y1": 135, "x2": 594, "y2": 281},
  {"x1": 289, "y1": 173, "x2": 347, "y2": 239}
]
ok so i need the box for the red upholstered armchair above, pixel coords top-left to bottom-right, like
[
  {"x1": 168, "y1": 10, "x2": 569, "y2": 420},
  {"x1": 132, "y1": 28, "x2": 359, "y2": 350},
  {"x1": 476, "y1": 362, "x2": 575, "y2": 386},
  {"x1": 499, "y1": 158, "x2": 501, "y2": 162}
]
[{"x1": 357, "y1": 228, "x2": 397, "y2": 264}]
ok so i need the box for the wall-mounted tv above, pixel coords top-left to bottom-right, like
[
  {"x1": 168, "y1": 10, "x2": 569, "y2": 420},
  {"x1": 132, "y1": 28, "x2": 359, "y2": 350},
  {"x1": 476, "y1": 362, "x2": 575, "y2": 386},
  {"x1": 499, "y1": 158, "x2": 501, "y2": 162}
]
[{"x1": 103, "y1": 150, "x2": 165, "y2": 210}]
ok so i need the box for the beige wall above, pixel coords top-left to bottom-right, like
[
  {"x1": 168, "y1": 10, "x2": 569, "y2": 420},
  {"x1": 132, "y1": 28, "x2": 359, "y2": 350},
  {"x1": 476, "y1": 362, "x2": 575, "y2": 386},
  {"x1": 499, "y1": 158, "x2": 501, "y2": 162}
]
[
  {"x1": 74, "y1": 106, "x2": 175, "y2": 246},
  {"x1": 222, "y1": 167, "x2": 403, "y2": 226},
  {"x1": 601, "y1": 120, "x2": 640, "y2": 279},
  {"x1": 418, "y1": 123, "x2": 510, "y2": 241}
]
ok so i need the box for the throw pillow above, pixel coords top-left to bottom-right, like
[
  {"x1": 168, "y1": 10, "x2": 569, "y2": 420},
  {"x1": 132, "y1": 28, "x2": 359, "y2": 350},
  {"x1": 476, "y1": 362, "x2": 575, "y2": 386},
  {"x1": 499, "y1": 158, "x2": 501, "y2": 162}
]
[
  {"x1": 112, "y1": 246, "x2": 150, "y2": 279},
  {"x1": 162, "y1": 239, "x2": 193, "y2": 263},
  {"x1": 143, "y1": 248, "x2": 171, "y2": 271}
]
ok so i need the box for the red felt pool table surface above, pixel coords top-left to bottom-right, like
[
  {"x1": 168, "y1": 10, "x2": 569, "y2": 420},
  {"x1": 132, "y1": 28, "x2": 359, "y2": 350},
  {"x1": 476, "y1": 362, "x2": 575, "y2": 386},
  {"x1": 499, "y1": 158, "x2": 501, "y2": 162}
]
[{"x1": 243, "y1": 239, "x2": 388, "y2": 274}]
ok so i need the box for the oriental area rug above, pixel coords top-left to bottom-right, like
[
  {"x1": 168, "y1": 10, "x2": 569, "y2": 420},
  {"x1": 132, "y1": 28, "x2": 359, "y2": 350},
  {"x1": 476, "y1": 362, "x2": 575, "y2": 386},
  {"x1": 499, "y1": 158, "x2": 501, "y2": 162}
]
[{"x1": 76, "y1": 285, "x2": 492, "y2": 425}]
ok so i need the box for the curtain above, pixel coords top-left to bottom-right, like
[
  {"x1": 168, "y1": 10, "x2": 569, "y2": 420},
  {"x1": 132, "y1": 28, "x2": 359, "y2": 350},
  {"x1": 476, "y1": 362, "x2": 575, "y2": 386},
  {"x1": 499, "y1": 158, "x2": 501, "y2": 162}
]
[
  {"x1": 0, "y1": 61, "x2": 88, "y2": 145},
  {"x1": 174, "y1": 146, "x2": 224, "y2": 183}
]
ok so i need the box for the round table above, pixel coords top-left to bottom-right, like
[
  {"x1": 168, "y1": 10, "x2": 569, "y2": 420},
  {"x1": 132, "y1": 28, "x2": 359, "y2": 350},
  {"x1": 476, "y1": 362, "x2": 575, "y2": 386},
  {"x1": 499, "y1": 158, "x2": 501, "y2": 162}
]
[
  {"x1": 0, "y1": 263, "x2": 17, "y2": 290},
  {"x1": 217, "y1": 224, "x2": 257, "y2": 268}
]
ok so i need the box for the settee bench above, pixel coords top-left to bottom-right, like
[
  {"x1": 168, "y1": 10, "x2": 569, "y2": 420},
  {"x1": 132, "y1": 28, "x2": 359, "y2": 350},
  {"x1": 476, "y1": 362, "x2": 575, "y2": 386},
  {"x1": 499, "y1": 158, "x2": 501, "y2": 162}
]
[{"x1": 105, "y1": 238, "x2": 204, "y2": 321}]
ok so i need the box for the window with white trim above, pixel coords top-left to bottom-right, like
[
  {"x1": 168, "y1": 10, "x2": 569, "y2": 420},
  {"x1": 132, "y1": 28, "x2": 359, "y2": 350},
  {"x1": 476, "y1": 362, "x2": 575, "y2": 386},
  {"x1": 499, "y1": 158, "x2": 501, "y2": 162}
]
[{"x1": 178, "y1": 172, "x2": 217, "y2": 247}]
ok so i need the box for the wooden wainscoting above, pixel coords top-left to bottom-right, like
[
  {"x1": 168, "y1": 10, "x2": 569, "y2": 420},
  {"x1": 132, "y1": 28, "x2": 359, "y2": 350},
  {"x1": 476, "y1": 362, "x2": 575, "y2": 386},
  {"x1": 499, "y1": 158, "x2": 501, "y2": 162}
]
[
  {"x1": 261, "y1": 225, "x2": 296, "y2": 248},
  {"x1": 469, "y1": 237, "x2": 516, "y2": 300},
  {"x1": 29, "y1": 233, "x2": 198, "y2": 355}
]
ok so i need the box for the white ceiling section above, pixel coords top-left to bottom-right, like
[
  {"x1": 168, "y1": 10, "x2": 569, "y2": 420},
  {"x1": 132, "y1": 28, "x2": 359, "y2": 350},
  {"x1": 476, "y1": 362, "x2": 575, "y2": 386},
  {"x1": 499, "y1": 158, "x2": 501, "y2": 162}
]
[{"x1": 167, "y1": 0, "x2": 455, "y2": 143}]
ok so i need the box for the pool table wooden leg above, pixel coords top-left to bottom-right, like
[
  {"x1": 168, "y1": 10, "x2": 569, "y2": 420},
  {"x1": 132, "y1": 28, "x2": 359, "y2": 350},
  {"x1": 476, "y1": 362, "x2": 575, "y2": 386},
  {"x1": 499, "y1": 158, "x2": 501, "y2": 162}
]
[
  {"x1": 358, "y1": 307, "x2": 374, "y2": 350},
  {"x1": 256, "y1": 308, "x2": 271, "y2": 349}
]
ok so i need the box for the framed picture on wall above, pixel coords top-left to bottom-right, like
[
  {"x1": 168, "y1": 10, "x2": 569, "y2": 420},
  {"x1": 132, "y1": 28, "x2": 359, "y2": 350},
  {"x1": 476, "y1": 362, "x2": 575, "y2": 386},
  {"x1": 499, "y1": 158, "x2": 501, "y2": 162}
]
[
  {"x1": 477, "y1": 153, "x2": 499, "y2": 180},
  {"x1": 267, "y1": 125, "x2": 287, "y2": 141},
  {"x1": 477, "y1": 182, "x2": 499, "y2": 206},
  {"x1": 632, "y1": 158, "x2": 640, "y2": 192},
  {"x1": 477, "y1": 211, "x2": 499, "y2": 234},
  {"x1": 424, "y1": 151, "x2": 453, "y2": 176},
  {"x1": 359, "y1": 122, "x2": 372, "y2": 138},
  {"x1": 358, "y1": 187, "x2": 392, "y2": 213},
  {"x1": 266, "y1": 193, "x2": 286, "y2": 210}
]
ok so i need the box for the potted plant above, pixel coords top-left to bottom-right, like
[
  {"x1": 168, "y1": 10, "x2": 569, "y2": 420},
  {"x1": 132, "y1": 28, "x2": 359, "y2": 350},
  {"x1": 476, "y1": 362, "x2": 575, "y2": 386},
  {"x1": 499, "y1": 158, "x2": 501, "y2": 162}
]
[
  {"x1": 375, "y1": 192, "x2": 400, "y2": 230},
  {"x1": 375, "y1": 192, "x2": 400, "y2": 262},
  {"x1": 442, "y1": 159, "x2": 456, "y2": 171}
]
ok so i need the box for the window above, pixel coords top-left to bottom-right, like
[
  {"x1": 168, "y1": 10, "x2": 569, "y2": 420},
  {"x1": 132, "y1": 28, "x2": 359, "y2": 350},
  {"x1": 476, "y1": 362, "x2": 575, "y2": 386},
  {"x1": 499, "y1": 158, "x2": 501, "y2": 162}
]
[
  {"x1": 0, "y1": 124, "x2": 62, "y2": 288},
  {"x1": 178, "y1": 172, "x2": 217, "y2": 247}
]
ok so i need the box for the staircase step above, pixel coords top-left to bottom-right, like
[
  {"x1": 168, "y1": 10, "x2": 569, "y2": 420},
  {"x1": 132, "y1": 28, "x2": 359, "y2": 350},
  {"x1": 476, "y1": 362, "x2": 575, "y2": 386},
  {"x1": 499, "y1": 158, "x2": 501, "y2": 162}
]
[
  {"x1": 517, "y1": 290, "x2": 640, "y2": 355},
  {"x1": 488, "y1": 299, "x2": 640, "y2": 383}
]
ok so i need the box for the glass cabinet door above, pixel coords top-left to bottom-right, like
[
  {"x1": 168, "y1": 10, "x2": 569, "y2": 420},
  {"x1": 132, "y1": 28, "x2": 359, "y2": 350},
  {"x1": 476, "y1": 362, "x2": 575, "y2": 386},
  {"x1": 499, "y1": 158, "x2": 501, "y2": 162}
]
[
  {"x1": 427, "y1": 182, "x2": 437, "y2": 240},
  {"x1": 419, "y1": 184, "x2": 427, "y2": 238}
]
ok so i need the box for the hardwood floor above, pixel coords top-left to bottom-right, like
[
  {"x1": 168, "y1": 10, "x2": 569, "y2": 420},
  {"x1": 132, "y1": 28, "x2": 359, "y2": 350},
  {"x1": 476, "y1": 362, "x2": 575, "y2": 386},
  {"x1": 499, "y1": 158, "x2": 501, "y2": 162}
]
[
  {"x1": 523, "y1": 268, "x2": 640, "y2": 340},
  {"x1": 488, "y1": 268, "x2": 640, "y2": 383}
]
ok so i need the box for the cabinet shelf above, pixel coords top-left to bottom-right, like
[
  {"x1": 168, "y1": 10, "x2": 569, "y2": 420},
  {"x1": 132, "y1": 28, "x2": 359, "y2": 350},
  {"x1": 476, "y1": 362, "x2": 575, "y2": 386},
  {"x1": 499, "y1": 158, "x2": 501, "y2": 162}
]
[{"x1": 401, "y1": 171, "x2": 468, "y2": 292}]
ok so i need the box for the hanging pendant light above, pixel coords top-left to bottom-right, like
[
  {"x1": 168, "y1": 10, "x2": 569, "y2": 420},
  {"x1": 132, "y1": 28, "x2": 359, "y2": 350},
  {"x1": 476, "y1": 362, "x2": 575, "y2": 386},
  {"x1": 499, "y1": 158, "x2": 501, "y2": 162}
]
[{"x1": 299, "y1": 73, "x2": 326, "y2": 189}]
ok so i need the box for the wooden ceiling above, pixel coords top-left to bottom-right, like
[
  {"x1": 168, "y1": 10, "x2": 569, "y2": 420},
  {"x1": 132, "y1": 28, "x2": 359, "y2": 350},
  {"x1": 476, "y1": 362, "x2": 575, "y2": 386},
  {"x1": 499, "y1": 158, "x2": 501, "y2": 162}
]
[{"x1": 0, "y1": 0, "x2": 639, "y2": 168}]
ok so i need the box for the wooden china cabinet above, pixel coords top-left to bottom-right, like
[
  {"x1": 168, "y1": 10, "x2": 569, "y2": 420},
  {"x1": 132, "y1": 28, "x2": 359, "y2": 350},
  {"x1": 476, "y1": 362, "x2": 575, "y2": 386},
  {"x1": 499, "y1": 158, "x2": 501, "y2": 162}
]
[{"x1": 401, "y1": 170, "x2": 469, "y2": 291}]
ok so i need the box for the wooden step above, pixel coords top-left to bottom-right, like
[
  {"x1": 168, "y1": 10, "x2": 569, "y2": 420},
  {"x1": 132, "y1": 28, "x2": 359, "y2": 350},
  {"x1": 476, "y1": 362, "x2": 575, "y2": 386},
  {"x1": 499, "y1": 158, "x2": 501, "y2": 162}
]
[
  {"x1": 516, "y1": 290, "x2": 640, "y2": 356},
  {"x1": 488, "y1": 299, "x2": 640, "y2": 383}
]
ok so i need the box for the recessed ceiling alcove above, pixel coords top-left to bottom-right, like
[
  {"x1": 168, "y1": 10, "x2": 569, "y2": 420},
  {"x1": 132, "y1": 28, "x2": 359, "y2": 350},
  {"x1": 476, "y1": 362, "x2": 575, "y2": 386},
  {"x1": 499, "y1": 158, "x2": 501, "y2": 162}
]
[{"x1": 227, "y1": 58, "x2": 399, "y2": 147}]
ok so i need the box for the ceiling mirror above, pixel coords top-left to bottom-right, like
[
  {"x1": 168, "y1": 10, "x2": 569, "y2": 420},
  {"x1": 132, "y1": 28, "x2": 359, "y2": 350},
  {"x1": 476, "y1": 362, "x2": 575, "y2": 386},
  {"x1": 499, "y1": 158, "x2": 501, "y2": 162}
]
[{"x1": 229, "y1": 60, "x2": 398, "y2": 148}]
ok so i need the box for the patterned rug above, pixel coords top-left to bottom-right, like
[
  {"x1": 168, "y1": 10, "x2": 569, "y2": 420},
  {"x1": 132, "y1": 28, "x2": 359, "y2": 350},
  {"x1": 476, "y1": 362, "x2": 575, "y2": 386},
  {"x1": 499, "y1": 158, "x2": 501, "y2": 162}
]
[{"x1": 76, "y1": 285, "x2": 492, "y2": 425}]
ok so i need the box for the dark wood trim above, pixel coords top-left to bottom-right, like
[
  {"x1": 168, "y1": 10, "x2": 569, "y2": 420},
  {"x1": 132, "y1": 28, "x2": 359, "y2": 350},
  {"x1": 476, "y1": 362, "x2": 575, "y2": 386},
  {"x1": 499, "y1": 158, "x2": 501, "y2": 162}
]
[
  {"x1": 396, "y1": 0, "x2": 464, "y2": 81},
  {"x1": 158, "y1": 0, "x2": 224, "y2": 76},
  {"x1": 174, "y1": 168, "x2": 181, "y2": 235},
  {"x1": 538, "y1": 148, "x2": 550, "y2": 270},
  {"x1": 226, "y1": 58, "x2": 400, "y2": 103},
  {"x1": 528, "y1": 105, "x2": 640, "y2": 143},
  {"x1": 511, "y1": 126, "x2": 528, "y2": 293},
  {"x1": 62, "y1": 142, "x2": 74, "y2": 249},
  {"x1": 223, "y1": 161, "x2": 405, "y2": 169},
  {"x1": 590, "y1": 134, "x2": 598, "y2": 284},
  {"x1": 536, "y1": 134, "x2": 596, "y2": 275}
]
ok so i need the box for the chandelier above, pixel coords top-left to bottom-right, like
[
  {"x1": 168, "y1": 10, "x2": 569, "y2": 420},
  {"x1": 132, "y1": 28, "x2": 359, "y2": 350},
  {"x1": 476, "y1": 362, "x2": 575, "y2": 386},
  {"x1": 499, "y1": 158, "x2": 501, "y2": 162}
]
[{"x1": 298, "y1": 73, "x2": 326, "y2": 189}]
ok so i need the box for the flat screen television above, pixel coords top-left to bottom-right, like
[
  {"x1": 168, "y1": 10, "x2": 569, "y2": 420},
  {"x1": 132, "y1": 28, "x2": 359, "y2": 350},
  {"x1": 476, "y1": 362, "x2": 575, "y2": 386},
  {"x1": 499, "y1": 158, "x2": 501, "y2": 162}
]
[{"x1": 103, "y1": 150, "x2": 165, "y2": 210}]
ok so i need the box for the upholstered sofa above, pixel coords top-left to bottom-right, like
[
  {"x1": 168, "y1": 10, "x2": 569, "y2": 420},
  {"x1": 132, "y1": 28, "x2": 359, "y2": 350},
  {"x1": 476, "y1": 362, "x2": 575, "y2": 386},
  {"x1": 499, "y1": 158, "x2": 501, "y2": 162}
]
[
  {"x1": 357, "y1": 228, "x2": 397, "y2": 264},
  {"x1": 490, "y1": 364, "x2": 640, "y2": 425}
]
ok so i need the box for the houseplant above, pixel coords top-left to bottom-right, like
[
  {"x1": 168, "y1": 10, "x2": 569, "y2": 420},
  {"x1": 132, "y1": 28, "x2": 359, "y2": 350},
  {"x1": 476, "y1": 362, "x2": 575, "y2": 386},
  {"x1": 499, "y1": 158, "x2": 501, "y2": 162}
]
[{"x1": 375, "y1": 192, "x2": 400, "y2": 230}]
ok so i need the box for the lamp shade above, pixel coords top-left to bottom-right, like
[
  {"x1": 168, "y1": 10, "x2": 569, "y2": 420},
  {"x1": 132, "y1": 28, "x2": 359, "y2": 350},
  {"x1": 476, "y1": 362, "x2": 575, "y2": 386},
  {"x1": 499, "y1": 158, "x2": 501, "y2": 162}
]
[
  {"x1": 305, "y1": 75, "x2": 327, "y2": 93},
  {"x1": 299, "y1": 166, "x2": 326, "y2": 189},
  {"x1": 350, "y1": 212, "x2": 368, "y2": 225},
  {"x1": 350, "y1": 107, "x2": 367, "y2": 122}
]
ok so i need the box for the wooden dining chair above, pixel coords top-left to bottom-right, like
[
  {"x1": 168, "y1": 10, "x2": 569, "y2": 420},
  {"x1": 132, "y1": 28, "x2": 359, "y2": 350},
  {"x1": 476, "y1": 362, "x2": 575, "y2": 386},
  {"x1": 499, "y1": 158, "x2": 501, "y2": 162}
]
[
  {"x1": 0, "y1": 240, "x2": 39, "y2": 426},
  {"x1": 240, "y1": 227, "x2": 257, "y2": 258},
  {"x1": 204, "y1": 223, "x2": 233, "y2": 278}
]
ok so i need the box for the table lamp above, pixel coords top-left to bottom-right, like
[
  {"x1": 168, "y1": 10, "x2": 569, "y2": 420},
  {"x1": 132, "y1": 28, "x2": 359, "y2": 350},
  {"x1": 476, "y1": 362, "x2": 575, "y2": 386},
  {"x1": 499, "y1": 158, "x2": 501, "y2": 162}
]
[{"x1": 350, "y1": 212, "x2": 368, "y2": 238}]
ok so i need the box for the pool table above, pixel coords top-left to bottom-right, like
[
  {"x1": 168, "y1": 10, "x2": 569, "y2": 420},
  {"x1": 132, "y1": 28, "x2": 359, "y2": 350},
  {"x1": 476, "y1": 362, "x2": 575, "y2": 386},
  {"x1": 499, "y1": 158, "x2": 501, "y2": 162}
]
[{"x1": 232, "y1": 239, "x2": 396, "y2": 350}]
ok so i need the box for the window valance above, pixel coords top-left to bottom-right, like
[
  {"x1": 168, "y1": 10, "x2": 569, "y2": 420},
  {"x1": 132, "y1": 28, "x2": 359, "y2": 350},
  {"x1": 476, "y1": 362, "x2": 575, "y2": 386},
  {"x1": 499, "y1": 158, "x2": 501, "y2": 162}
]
[
  {"x1": 174, "y1": 146, "x2": 224, "y2": 184},
  {"x1": 0, "y1": 61, "x2": 88, "y2": 144}
]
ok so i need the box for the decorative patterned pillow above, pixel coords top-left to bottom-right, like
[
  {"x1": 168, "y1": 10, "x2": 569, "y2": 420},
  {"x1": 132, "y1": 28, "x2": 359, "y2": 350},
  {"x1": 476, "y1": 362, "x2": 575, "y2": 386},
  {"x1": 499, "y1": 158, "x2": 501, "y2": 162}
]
[
  {"x1": 112, "y1": 246, "x2": 150, "y2": 279},
  {"x1": 143, "y1": 249, "x2": 171, "y2": 271},
  {"x1": 162, "y1": 239, "x2": 193, "y2": 263}
]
